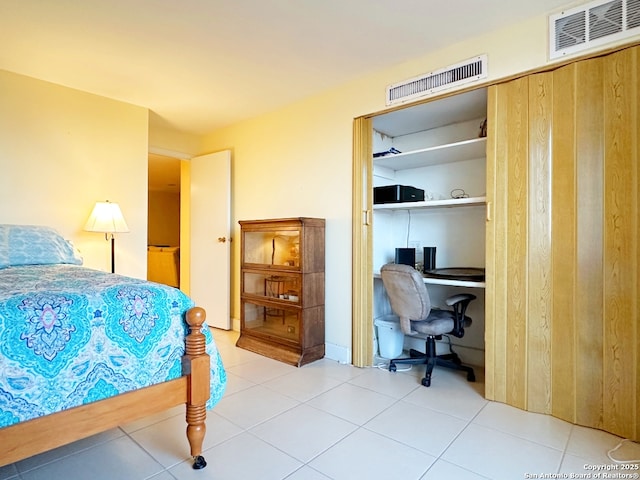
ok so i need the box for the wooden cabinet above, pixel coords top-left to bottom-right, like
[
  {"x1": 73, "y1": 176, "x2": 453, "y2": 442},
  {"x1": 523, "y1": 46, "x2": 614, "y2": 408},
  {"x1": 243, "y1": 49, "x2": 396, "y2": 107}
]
[{"x1": 236, "y1": 217, "x2": 325, "y2": 366}]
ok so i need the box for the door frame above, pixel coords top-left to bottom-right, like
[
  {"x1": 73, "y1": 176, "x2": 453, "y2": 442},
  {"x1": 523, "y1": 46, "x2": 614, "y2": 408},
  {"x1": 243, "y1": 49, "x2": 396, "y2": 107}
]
[
  {"x1": 149, "y1": 146, "x2": 232, "y2": 330},
  {"x1": 351, "y1": 117, "x2": 373, "y2": 367},
  {"x1": 148, "y1": 146, "x2": 192, "y2": 291},
  {"x1": 351, "y1": 87, "x2": 487, "y2": 367}
]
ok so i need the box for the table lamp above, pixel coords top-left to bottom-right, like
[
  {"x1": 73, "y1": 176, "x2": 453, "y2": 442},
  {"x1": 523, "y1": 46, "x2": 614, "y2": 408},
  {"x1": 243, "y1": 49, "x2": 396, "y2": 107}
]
[{"x1": 84, "y1": 200, "x2": 129, "y2": 273}]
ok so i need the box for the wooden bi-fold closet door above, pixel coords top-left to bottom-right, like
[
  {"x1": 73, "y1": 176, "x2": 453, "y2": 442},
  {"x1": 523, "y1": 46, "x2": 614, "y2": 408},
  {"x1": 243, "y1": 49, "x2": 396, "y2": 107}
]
[{"x1": 485, "y1": 44, "x2": 639, "y2": 441}]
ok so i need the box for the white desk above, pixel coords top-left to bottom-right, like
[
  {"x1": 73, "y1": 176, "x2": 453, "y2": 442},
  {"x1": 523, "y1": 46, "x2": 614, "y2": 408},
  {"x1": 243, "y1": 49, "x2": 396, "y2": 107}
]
[{"x1": 374, "y1": 272, "x2": 485, "y2": 289}]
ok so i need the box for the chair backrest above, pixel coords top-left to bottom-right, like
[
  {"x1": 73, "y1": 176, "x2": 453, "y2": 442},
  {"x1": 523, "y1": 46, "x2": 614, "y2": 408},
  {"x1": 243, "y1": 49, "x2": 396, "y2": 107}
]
[{"x1": 380, "y1": 263, "x2": 432, "y2": 333}]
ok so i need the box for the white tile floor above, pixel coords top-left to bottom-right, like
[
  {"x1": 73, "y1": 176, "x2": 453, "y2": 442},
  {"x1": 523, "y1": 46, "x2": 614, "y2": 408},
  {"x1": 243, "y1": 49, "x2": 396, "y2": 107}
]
[{"x1": 2, "y1": 329, "x2": 639, "y2": 480}]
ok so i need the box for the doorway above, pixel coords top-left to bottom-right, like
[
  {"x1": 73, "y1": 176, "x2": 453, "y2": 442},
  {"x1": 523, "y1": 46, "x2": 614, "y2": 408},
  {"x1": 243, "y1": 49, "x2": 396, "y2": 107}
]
[
  {"x1": 148, "y1": 149, "x2": 233, "y2": 330},
  {"x1": 147, "y1": 153, "x2": 182, "y2": 288}
]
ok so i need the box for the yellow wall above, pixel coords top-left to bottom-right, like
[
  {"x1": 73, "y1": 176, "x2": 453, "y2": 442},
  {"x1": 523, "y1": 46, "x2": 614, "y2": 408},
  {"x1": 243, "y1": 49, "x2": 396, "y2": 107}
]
[
  {"x1": 148, "y1": 190, "x2": 180, "y2": 246},
  {"x1": 200, "y1": 13, "x2": 640, "y2": 362},
  {"x1": 148, "y1": 122, "x2": 203, "y2": 158},
  {"x1": 0, "y1": 69, "x2": 149, "y2": 278},
  {"x1": 4, "y1": 10, "x2": 632, "y2": 361}
]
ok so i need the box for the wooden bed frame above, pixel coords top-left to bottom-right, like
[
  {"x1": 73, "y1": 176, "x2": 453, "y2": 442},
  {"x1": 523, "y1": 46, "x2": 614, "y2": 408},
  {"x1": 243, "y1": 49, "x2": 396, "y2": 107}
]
[{"x1": 0, "y1": 306, "x2": 211, "y2": 469}]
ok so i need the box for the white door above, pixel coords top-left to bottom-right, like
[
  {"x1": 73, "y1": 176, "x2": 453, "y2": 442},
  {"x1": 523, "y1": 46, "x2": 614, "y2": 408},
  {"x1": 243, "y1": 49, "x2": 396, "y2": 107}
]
[{"x1": 190, "y1": 150, "x2": 231, "y2": 329}]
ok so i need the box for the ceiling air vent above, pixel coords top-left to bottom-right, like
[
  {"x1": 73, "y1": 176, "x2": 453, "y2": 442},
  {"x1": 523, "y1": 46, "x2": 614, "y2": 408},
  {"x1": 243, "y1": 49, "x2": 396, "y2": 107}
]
[
  {"x1": 550, "y1": 0, "x2": 640, "y2": 59},
  {"x1": 386, "y1": 55, "x2": 488, "y2": 106}
]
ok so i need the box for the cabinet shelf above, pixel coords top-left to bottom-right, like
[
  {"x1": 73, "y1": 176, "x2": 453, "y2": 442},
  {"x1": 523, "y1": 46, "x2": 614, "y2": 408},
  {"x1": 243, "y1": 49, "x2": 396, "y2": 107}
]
[
  {"x1": 374, "y1": 195, "x2": 486, "y2": 211},
  {"x1": 374, "y1": 137, "x2": 486, "y2": 171}
]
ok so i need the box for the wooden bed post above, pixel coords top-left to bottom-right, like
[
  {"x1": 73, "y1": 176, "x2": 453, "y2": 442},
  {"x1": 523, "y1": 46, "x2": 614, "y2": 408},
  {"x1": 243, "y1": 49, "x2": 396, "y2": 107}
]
[{"x1": 183, "y1": 307, "x2": 211, "y2": 469}]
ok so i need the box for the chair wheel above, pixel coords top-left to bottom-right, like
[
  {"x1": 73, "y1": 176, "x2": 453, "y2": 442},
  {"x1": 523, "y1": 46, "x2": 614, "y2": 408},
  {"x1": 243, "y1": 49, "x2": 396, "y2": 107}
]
[
  {"x1": 421, "y1": 377, "x2": 431, "y2": 387},
  {"x1": 467, "y1": 372, "x2": 476, "y2": 382},
  {"x1": 388, "y1": 363, "x2": 397, "y2": 372}
]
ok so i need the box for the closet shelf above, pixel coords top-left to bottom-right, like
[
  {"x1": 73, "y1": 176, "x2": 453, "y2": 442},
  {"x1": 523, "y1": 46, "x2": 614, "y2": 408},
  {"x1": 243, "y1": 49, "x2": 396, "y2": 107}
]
[
  {"x1": 373, "y1": 137, "x2": 487, "y2": 170},
  {"x1": 374, "y1": 195, "x2": 486, "y2": 211}
]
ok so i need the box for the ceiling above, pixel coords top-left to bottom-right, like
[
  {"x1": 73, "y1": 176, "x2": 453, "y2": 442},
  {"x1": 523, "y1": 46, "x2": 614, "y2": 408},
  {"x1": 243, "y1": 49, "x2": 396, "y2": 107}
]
[{"x1": 1, "y1": 0, "x2": 575, "y2": 137}]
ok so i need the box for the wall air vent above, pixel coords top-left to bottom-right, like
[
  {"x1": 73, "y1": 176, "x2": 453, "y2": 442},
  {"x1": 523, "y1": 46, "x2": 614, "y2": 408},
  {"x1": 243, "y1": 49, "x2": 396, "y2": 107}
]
[
  {"x1": 386, "y1": 55, "x2": 487, "y2": 106},
  {"x1": 550, "y1": 0, "x2": 640, "y2": 59}
]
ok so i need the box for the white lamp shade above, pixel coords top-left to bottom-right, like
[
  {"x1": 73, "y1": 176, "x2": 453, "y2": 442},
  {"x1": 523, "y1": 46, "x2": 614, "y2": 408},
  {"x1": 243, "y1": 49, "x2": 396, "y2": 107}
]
[{"x1": 84, "y1": 201, "x2": 129, "y2": 233}]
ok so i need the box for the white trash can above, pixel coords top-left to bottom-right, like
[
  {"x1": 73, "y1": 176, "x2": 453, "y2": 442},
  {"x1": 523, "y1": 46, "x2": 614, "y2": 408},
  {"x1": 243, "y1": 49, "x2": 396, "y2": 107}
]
[{"x1": 374, "y1": 315, "x2": 405, "y2": 359}]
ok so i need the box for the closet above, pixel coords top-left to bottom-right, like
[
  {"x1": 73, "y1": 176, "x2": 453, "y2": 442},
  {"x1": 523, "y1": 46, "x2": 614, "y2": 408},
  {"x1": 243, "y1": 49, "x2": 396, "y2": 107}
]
[
  {"x1": 486, "y1": 44, "x2": 639, "y2": 441},
  {"x1": 354, "y1": 43, "x2": 640, "y2": 442},
  {"x1": 371, "y1": 89, "x2": 488, "y2": 366}
]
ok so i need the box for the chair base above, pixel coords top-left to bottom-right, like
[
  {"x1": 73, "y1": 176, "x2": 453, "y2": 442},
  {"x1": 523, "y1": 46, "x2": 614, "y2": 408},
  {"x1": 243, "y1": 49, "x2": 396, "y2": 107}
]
[{"x1": 388, "y1": 336, "x2": 475, "y2": 387}]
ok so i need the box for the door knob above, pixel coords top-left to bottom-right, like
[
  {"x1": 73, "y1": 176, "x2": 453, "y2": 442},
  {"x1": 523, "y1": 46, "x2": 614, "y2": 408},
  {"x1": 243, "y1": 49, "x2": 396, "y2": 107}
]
[{"x1": 217, "y1": 237, "x2": 226, "y2": 243}]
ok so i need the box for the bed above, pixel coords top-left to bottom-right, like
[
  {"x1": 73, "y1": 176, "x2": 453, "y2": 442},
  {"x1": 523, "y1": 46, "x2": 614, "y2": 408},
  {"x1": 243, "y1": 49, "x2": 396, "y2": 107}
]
[{"x1": 0, "y1": 225, "x2": 226, "y2": 469}]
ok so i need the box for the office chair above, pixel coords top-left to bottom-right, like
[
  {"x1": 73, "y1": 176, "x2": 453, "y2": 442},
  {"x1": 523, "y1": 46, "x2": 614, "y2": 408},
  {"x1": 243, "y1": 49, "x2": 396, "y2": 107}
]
[{"x1": 380, "y1": 263, "x2": 476, "y2": 387}]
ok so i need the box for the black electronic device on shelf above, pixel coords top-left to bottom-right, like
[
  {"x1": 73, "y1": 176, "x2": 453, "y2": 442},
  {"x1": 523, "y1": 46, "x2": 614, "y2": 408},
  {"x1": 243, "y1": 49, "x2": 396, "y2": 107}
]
[
  {"x1": 374, "y1": 185, "x2": 425, "y2": 204},
  {"x1": 394, "y1": 248, "x2": 415, "y2": 268}
]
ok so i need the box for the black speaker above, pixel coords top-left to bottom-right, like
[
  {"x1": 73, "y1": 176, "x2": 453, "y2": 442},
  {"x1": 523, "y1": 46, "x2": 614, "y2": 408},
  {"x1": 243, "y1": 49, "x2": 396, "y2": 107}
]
[
  {"x1": 423, "y1": 246, "x2": 437, "y2": 271},
  {"x1": 395, "y1": 248, "x2": 415, "y2": 268}
]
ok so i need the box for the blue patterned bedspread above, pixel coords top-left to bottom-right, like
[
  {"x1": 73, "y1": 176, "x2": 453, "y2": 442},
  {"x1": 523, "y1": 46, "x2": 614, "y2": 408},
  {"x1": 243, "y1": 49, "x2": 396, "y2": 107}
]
[{"x1": 0, "y1": 264, "x2": 226, "y2": 428}]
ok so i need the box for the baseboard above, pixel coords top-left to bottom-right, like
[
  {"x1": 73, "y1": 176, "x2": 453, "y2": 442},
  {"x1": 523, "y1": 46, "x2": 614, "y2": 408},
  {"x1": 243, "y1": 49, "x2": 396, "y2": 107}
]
[
  {"x1": 324, "y1": 342, "x2": 351, "y2": 364},
  {"x1": 228, "y1": 317, "x2": 351, "y2": 365}
]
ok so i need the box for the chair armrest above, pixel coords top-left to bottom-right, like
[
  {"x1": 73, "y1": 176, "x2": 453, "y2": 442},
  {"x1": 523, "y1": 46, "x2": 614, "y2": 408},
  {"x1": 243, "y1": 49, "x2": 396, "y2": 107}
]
[
  {"x1": 445, "y1": 293, "x2": 476, "y2": 337},
  {"x1": 445, "y1": 293, "x2": 476, "y2": 306}
]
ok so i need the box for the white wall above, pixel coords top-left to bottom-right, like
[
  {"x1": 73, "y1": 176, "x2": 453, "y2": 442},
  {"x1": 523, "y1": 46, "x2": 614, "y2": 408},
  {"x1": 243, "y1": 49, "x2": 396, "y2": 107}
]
[
  {"x1": 0, "y1": 70, "x2": 149, "y2": 278},
  {"x1": 373, "y1": 118, "x2": 487, "y2": 272},
  {"x1": 372, "y1": 150, "x2": 487, "y2": 365}
]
